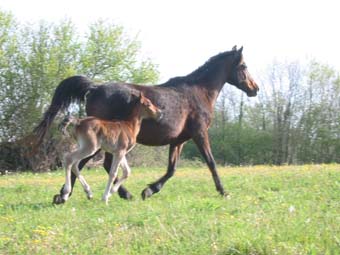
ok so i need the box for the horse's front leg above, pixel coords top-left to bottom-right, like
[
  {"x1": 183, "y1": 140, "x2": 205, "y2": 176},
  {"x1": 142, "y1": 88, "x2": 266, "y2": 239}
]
[
  {"x1": 141, "y1": 143, "x2": 184, "y2": 199},
  {"x1": 102, "y1": 152, "x2": 124, "y2": 204},
  {"x1": 53, "y1": 150, "x2": 100, "y2": 205},
  {"x1": 193, "y1": 131, "x2": 227, "y2": 197},
  {"x1": 104, "y1": 152, "x2": 133, "y2": 200}
]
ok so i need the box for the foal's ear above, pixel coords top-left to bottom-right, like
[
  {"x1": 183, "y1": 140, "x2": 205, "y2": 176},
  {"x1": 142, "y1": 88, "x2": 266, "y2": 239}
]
[
  {"x1": 139, "y1": 92, "x2": 146, "y2": 103},
  {"x1": 232, "y1": 45, "x2": 237, "y2": 51}
]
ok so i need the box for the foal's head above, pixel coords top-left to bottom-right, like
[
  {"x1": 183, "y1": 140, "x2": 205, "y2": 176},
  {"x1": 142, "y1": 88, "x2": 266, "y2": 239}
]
[
  {"x1": 228, "y1": 46, "x2": 259, "y2": 97},
  {"x1": 135, "y1": 93, "x2": 162, "y2": 121}
]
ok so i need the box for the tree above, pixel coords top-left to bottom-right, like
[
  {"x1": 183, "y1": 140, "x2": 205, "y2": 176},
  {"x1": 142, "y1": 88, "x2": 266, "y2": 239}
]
[
  {"x1": 0, "y1": 10, "x2": 160, "y2": 171},
  {"x1": 0, "y1": 11, "x2": 159, "y2": 143}
]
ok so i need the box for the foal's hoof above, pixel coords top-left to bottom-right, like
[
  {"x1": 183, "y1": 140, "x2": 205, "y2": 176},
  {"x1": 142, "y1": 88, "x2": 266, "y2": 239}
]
[
  {"x1": 86, "y1": 191, "x2": 93, "y2": 200},
  {"x1": 141, "y1": 187, "x2": 154, "y2": 200},
  {"x1": 52, "y1": 194, "x2": 65, "y2": 205}
]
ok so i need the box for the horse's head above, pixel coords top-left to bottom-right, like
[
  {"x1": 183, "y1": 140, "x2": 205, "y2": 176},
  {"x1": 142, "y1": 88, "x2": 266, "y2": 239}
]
[
  {"x1": 138, "y1": 93, "x2": 163, "y2": 121},
  {"x1": 228, "y1": 46, "x2": 259, "y2": 97}
]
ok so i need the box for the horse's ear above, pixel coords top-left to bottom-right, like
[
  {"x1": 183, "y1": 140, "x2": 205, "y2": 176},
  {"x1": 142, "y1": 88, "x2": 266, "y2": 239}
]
[
  {"x1": 233, "y1": 46, "x2": 243, "y2": 64},
  {"x1": 232, "y1": 45, "x2": 237, "y2": 51}
]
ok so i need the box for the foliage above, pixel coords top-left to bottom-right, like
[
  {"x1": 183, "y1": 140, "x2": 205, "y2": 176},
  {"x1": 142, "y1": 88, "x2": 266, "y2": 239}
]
[
  {"x1": 2, "y1": 8, "x2": 340, "y2": 169},
  {"x1": 0, "y1": 165, "x2": 339, "y2": 254},
  {"x1": 184, "y1": 60, "x2": 340, "y2": 165},
  {"x1": 0, "y1": 10, "x2": 159, "y2": 143}
]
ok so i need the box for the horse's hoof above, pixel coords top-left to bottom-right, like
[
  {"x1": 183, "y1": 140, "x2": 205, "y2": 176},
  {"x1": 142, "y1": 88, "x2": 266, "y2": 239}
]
[
  {"x1": 102, "y1": 197, "x2": 109, "y2": 205},
  {"x1": 141, "y1": 187, "x2": 153, "y2": 200},
  {"x1": 118, "y1": 189, "x2": 133, "y2": 200},
  {"x1": 87, "y1": 191, "x2": 93, "y2": 200},
  {"x1": 52, "y1": 194, "x2": 65, "y2": 205},
  {"x1": 124, "y1": 192, "x2": 133, "y2": 200},
  {"x1": 219, "y1": 190, "x2": 229, "y2": 198}
]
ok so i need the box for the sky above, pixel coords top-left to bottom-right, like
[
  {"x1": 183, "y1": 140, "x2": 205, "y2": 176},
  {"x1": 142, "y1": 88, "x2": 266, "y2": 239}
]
[{"x1": 1, "y1": 0, "x2": 339, "y2": 82}]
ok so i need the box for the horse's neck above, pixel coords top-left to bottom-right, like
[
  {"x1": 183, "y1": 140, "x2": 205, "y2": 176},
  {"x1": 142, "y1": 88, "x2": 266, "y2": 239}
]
[
  {"x1": 197, "y1": 76, "x2": 226, "y2": 108},
  {"x1": 193, "y1": 59, "x2": 229, "y2": 106}
]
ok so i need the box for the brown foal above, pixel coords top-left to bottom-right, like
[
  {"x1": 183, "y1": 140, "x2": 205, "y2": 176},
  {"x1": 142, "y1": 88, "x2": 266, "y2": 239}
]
[{"x1": 61, "y1": 92, "x2": 162, "y2": 204}]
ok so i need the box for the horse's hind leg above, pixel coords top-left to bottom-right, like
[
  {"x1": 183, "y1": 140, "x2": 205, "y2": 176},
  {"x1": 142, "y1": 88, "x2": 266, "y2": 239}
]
[
  {"x1": 53, "y1": 150, "x2": 101, "y2": 205},
  {"x1": 141, "y1": 143, "x2": 184, "y2": 200},
  {"x1": 104, "y1": 152, "x2": 133, "y2": 200}
]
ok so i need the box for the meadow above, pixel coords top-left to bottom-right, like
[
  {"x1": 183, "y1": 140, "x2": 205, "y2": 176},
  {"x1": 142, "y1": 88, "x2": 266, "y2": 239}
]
[{"x1": 0, "y1": 164, "x2": 339, "y2": 254}]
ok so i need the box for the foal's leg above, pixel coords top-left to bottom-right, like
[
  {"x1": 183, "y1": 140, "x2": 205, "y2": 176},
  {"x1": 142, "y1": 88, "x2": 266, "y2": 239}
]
[
  {"x1": 53, "y1": 150, "x2": 101, "y2": 205},
  {"x1": 111, "y1": 156, "x2": 131, "y2": 193},
  {"x1": 104, "y1": 152, "x2": 133, "y2": 200},
  {"x1": 193, "y1": 131, "x2": 227, "y2": 197},
  {"x1": 61, "y1": 150, "x2": 84, "y2": 202},
  {"x1": 141, "y1": 143, "x2": 184, "y2": 199},
  {"x1": 102, "y1": 152, "x2": 124, "y2": 204},
  {"x1": 72, "y1": 159, "x2": 93, "y2": 200},
  {"x1": 61, "y1": 153, "x2": 74, "y2": 202}
]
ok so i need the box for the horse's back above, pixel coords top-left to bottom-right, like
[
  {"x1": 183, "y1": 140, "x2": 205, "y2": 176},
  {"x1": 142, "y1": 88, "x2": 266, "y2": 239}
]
[{"x1": 85, "y1": 82, "x2": 192, "y2": 146}]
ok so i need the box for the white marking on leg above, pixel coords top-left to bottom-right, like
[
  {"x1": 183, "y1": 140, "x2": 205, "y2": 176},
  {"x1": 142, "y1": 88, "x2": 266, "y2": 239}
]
[
  {"x1": 62, "y1": 153, "x2": 75, "y2": 201},
  {"x1": 102, "y1": 153, "x2": 124, "y2": 204},
  {"x1": 73, "y1": 158, "x2": 93, "y2": 199},
  {"x1": 111, "y1": 156, "x2": 131, "y2": 193}
]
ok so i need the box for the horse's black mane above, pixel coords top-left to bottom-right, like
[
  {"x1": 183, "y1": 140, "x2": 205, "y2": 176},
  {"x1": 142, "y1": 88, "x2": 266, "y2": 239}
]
[{"x1": 163, "y1": 50, "x2": 235, "y2": 86}]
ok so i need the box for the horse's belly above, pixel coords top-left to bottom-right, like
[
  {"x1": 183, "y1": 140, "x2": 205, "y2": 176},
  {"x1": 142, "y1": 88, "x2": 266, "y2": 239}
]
[{"x1": 137, "y1": 120, "x2": 188, "y2": 146}]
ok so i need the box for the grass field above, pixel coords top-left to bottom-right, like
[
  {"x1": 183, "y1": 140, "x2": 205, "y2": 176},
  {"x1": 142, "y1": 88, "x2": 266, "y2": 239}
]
[{"x1": 0, "y1": 164, "x2": 339, "y2": 254}]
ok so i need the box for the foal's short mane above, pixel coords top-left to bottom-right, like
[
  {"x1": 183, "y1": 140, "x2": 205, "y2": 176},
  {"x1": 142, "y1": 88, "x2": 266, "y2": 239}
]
[{"x1": 163, "y1": 50, "x2": 236, "y2": 86}]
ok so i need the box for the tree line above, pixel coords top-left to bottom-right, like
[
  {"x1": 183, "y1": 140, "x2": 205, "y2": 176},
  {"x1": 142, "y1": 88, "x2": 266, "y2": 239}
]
[
  {"x1": 1, "y1": 9, "x2": 340, "y2": 171},
  {"x1": 0, "y1": 10, "x2": 159, "y2": 171},
  {"x1": 184, "y1": 60, "x2": 340, "y2": 165}
]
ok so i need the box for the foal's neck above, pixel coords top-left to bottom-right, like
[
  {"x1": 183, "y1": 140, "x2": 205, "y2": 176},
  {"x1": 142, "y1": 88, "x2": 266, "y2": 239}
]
[{"x1": 127, "y1": 106, "x2": 143, "y2": 133}]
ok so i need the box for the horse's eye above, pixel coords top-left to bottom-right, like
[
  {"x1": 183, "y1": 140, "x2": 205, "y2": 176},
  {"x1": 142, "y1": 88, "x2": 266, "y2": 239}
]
[{"x1": 239, "y1": 64, "x2": 247, "y2": 70}]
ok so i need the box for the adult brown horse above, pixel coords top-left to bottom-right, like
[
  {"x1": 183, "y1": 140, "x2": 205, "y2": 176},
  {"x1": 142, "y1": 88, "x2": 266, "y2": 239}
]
[{"x1": 34, "y1": 46, "x2": 259, "y2": 204}]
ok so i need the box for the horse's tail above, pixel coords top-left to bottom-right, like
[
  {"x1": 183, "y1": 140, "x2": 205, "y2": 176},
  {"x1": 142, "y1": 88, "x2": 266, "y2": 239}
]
[{"x1": 33, "y1": 75, "x2": 94, "y2": 148}]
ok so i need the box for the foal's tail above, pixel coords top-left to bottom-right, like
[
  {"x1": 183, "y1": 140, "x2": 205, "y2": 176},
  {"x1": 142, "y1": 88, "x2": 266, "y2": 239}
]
[
  {"x1": 33, "y1": 76, "x2": 95, "y2": 148},
  {"x1": 58, "y1": 115, "x2": 79, "y2": 137}
]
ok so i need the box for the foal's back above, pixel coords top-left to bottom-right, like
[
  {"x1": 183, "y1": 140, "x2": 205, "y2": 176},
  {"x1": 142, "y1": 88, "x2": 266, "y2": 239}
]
[{"x1": 74, "y1": 117, "x2": 136, "y2": 154}]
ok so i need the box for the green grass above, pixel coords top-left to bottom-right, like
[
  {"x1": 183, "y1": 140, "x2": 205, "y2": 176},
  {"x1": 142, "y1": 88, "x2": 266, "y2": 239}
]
[{"x1": 0, "y1": 165, "x2": 339, "y2": 254}]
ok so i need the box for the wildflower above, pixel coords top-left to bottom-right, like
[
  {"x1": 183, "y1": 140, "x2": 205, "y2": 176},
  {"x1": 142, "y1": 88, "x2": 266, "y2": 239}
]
[
  {"x1": 288, "y1": 205, "x2": 295, "y2": 213},
  {"x1": 1, "y1": 216, "x2": 14, "y2": 222},
  {"x1": 33, "y1": 229, "x2": 48, "y2": 236}
]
